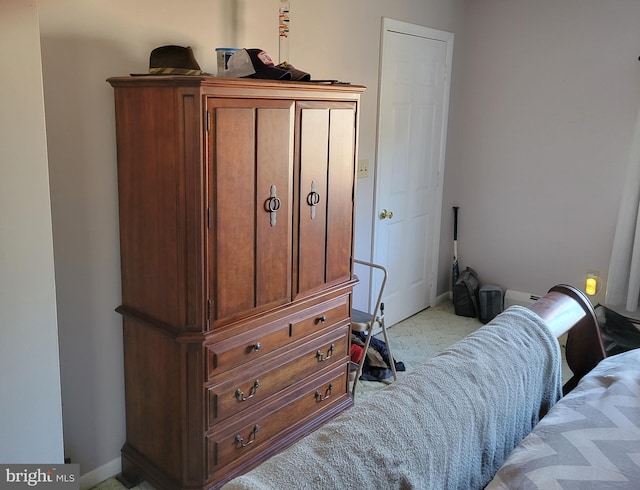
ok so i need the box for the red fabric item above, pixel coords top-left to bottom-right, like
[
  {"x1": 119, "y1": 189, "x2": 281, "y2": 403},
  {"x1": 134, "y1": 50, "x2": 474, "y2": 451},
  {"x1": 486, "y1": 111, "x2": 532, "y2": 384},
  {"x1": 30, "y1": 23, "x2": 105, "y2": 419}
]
[{"x1": 350, "y1": 344, "x2": 364, "y2": 363}]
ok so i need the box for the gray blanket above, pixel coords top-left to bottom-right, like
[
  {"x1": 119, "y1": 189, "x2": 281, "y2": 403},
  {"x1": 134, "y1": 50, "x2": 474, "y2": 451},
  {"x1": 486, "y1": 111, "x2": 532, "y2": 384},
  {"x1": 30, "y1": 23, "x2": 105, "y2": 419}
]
[{"x1": 222, "y1": 306, "x2": 562, "y2": 490}]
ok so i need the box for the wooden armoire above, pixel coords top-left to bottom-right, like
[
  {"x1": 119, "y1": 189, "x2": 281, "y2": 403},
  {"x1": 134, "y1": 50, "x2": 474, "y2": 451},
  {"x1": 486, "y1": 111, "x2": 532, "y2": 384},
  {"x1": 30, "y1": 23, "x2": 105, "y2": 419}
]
[{"x1": 107, "y1": 76, "x2": 365, "y2": 489}]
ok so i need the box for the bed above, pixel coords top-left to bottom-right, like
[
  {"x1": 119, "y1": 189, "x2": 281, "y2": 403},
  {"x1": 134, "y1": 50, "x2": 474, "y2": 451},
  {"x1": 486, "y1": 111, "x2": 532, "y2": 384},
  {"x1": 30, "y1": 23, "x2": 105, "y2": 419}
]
[
  {"x1": 487, "y1": 348, "x2": 640, "y2": 489},
  {"x1": 221, "y1": 285, "x2": 639, "y2": 489}
]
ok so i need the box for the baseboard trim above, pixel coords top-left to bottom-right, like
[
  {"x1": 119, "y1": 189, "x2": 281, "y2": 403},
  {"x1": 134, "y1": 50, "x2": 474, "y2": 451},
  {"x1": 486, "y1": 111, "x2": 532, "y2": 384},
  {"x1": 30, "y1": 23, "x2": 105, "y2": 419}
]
[
  {"x1": 435, "y1": 291, "x2": 451, "y2": 306},
  {"x1": 80, "y1": 457, "x2": 121, "y2": 490}
]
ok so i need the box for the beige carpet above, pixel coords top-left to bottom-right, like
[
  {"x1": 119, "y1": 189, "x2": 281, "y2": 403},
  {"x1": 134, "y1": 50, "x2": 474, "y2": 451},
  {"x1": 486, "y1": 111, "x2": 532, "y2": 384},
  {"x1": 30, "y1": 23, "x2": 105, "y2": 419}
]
[{"x1": 93, "y1": 300, "x2": 565, "y2": 490}]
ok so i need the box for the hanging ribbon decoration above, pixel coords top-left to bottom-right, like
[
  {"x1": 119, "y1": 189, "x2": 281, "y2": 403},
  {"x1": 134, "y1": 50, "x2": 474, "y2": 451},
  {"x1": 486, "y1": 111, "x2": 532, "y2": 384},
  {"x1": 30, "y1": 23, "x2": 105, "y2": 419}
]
[{"x1": 279, "y1": 0, "x2": 290, "y2": 63}]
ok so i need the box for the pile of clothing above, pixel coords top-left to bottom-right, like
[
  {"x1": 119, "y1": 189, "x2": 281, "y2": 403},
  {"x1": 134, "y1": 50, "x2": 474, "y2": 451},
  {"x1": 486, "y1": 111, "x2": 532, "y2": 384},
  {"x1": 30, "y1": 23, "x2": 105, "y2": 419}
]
[{"x1": 350, "y1": 332, "x2": 405, "y2": 381}]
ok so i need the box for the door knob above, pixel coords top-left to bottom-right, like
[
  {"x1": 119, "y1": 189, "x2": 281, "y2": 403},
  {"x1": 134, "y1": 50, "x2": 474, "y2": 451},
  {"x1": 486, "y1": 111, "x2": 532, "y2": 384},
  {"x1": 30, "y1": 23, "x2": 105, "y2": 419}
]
[{"x1": 380, "y1": 209, "x2": 394, "y2": 220}]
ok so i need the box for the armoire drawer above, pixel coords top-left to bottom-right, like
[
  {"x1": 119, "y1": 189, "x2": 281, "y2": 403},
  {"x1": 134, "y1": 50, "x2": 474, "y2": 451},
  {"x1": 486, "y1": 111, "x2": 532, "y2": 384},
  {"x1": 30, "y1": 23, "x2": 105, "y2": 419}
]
[
  {"x1": 206, "y1": 365, "x2": 349, "y2": 477},
  {"x1": 206, "y1": 321, "x2": 291, "y2": 377},
  {"x1": 206, "y1": 294, "x2": 350, "y2": 379},
  {"x1": 207, "y1": 324, "x2": 349, "y2": 426},
  {"x1": 289, "y1": 296, "x2": 350, "y2": 341}
]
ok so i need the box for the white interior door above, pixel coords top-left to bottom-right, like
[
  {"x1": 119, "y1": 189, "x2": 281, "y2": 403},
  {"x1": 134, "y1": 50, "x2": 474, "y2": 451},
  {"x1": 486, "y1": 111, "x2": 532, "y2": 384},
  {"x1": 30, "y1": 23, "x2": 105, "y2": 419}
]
[{"x1": 373, "y1": 19, "x2": 453, "y2": 326}]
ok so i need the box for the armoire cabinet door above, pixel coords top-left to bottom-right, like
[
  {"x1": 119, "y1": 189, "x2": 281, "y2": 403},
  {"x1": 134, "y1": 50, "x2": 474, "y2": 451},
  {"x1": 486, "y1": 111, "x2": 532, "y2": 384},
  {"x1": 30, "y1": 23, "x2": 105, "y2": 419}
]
[
  {"x1": 295, "y1": 102, "x2": 357, "y2": 298},
  {"x1": 207, "y1": 98, "x2": 295, "y2": 324}
]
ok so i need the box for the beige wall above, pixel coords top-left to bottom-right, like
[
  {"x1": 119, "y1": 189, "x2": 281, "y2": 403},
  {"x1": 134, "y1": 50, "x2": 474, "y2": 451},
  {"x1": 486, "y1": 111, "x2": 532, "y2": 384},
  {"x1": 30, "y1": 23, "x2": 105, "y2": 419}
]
[
  {"x1": 438, "y1": 0, "x2": 640, "y2": 301},
  {"x1": 0, "y1": 0, "x2": 64, "y2": 463},
  {"x1": 37, "y1": 0, "x2": 466, "y2": 479}
]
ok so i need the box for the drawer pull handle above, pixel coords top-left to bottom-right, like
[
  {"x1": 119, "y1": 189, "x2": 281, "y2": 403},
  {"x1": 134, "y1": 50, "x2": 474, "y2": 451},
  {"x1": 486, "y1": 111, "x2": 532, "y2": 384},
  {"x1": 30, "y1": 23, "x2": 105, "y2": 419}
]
[
  {"x1": 316, "y1": 343, "x2": 335, "y2": 362},
  {"x1": 234, "y1": 424, "x2": 260, "y2": 448},
  {"x1": 235, "y1": 380, "x2": 260, "y2": 402},
  {"x1": 314, "y1": 383, "x2": 334, "y2": 402},
  {"x1": 316, "y1": 315, "x2": 327, "y2": 324},
  {"x1": 250, "y1": 342, "x2": 261, "y2": 352}
]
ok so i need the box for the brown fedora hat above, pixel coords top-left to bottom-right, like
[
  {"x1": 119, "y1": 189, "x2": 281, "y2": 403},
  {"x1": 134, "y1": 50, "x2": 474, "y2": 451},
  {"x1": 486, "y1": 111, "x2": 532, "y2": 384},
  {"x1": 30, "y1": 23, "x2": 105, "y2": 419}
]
[{"x1": 134, "y1": 45, "x2": 210, "y2": 76}]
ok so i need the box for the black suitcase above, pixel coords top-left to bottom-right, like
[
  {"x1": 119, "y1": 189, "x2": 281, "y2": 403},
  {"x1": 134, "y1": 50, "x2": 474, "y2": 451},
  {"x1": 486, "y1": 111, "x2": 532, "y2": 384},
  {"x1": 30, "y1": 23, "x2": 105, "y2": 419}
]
[{"x1": 478, "y1": 284, "x2": 504, "y2": 323}]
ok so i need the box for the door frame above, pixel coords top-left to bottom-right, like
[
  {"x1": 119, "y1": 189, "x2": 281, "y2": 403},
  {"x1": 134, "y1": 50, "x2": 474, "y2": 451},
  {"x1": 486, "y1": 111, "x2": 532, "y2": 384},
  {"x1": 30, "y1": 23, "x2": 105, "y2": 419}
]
[{"x1": 369, "y1": 18, "x2": 454, "y2": 316}]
